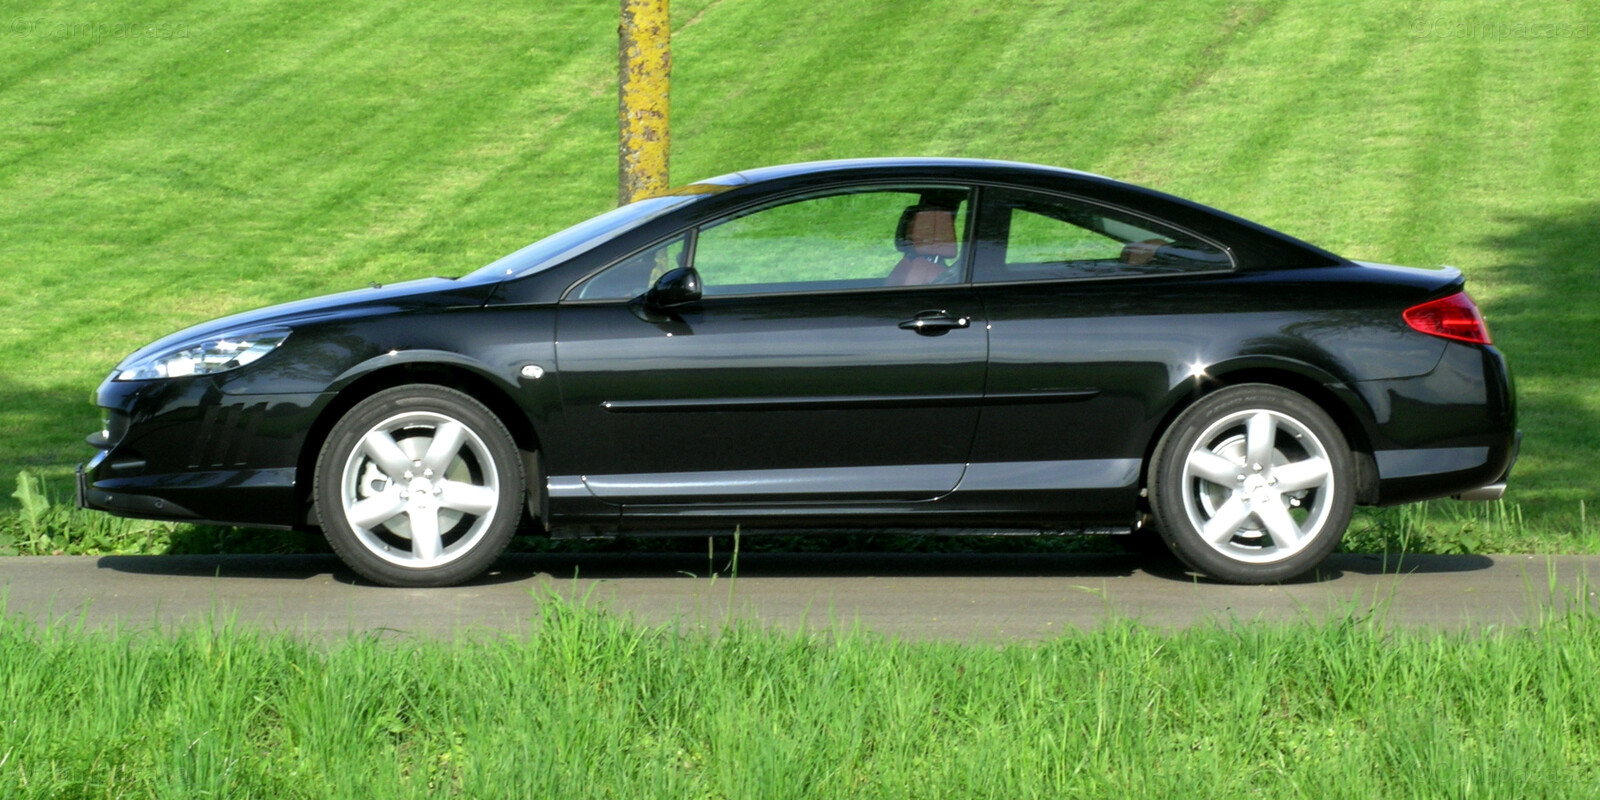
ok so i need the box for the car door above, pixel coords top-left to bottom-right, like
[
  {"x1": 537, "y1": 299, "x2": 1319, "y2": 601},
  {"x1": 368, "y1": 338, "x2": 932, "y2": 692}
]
[
  {"x1": 552, "y1": 185, "x2": 987, "y2": 505},
  {"x1": 962, "y1": 185, "x2": 1237, "y2": 512}
]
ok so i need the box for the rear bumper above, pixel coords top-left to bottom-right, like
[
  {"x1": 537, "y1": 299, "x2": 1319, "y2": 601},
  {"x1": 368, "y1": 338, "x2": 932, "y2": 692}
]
[
  {"x1": 1369, "y1": 432, "x2": 1518, "y2": 506},
  {"x1": 1451, "y1": 428, "x2": 1521, "y2": 501},
  {"x1": 1352, "y1": 341, "x2": 1517, "y2": 506}
]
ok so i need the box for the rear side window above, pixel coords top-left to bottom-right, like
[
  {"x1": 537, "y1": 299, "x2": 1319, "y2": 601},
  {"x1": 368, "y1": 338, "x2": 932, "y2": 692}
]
[{"x1": 973, "y1": 187, "x2": 1231, "y2": 283}]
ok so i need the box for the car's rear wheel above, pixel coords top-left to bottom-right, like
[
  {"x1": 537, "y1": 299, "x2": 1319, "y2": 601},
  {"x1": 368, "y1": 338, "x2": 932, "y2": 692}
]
[
  {"x1": 1149, "y1": 384, "x2": 1353, "y2": 583},
  {"x1": 314, "y1": 385, "x2": 523, "y2": 587}
]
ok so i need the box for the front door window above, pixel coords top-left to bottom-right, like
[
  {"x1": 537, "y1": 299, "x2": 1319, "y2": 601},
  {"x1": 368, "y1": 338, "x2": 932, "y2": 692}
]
[{"x1": 569, "y1": 186, "x2": 972, "y2": 300}]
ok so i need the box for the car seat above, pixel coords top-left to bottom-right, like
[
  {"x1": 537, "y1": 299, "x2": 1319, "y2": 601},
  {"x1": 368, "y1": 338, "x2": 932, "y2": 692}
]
[{"x1": 886, "y1": 205, "x2": 958, "y2": 286}]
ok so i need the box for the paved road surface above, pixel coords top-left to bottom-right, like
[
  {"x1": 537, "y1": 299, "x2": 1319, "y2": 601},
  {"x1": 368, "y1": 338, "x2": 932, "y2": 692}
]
[{"x1": 1, "y1": 552, "x2": 1594, "y2": 641}]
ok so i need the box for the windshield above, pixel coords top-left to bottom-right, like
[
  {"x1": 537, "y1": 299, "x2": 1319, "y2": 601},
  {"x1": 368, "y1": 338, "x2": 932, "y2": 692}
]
[{"x1": 465, "y1": 193, "x2": 704, "y2": 281}]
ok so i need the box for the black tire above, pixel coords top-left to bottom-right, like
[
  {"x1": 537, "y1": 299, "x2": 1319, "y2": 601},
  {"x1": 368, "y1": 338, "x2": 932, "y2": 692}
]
[
  {"x1": 1148, "y1": 384, "x2": 1354, "y2": 583},
  {"x1": 314, "y1": 385, "x2": 524, "y2": 587}
]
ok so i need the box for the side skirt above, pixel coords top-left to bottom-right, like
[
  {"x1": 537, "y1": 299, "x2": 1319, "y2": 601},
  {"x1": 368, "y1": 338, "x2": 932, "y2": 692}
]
[{"x1": 547, "y1": 525, "x2": 1135, "y2": 540}]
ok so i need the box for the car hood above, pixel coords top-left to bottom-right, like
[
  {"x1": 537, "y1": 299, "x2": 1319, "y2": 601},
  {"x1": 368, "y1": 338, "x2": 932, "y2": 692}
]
[{"x1": 116, "y1": 276, "x2": 499, "y2": 369}]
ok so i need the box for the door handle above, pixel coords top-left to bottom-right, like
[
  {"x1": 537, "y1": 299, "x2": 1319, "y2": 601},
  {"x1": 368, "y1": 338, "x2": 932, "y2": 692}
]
[{"x1": 898, "y1": 310, "x2": 972, "y2": 335}]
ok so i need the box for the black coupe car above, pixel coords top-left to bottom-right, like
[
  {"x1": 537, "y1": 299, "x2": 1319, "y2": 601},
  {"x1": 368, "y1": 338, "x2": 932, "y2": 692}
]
[{"x1": 79, "y1": 158, "x2": 1518, "y2": 586}]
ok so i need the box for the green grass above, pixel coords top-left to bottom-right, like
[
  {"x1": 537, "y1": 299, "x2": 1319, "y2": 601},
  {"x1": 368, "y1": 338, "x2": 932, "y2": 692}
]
[
  {"x1": 1, "y1": 0, "x2": 1597, "y2": 552},
  {"x1": 3, "y1": 590, "x2": 1600, "y2": 797}
]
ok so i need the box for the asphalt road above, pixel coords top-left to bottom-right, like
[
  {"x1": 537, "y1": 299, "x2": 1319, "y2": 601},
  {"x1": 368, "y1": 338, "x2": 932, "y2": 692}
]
[{"x1": 1, "y1": 552, "x2": 1595, "y2": 641}]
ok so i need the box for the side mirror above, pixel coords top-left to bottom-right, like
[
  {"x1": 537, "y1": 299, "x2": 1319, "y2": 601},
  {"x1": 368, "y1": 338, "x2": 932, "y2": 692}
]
[{"x1": 645, "y1": 266, "x2": 701, "y2": 307}]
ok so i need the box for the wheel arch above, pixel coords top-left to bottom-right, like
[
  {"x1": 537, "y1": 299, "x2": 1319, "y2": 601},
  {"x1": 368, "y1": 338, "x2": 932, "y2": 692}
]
[
  {"x1": 296, "y1": 358, "x2": 544, "y2": 525},
  {"x1": 1141, "y1": 363, "x2": 1381, "y2": 506}
]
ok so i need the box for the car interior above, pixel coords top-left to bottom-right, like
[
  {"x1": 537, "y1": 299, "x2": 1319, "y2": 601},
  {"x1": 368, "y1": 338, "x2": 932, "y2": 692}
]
[{"x1": 885, "y1": 205, "x2": 960, "y2": 286}]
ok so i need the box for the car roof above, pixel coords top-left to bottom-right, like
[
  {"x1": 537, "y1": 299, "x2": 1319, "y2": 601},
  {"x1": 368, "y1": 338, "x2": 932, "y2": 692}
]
[{"x1": 691, "y1": 157, "x2": 1115, "y2": 187}]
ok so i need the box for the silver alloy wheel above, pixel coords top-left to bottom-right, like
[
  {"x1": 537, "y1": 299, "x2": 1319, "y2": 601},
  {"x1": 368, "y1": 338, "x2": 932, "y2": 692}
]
[
  {"x1": 1179, "y1": 408, "x2": 1335, "y2": 564},
  {"x1": 338, "y1": 410, "x2": 501, "y2": 569}
]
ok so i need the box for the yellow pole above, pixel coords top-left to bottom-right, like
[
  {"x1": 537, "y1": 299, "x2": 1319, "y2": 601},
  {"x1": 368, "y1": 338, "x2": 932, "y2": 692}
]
[{"x1": 619, "y1": 0, "x2": 670, "y2": 205}]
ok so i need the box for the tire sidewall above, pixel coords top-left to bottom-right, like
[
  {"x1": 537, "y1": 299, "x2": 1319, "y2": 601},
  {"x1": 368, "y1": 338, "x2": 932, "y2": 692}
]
[
  {"x1": 1150, "y1": 384, "x2": 1354, "y2": 584},
  {"x1": 314, "y1": 385, "x2": 524, "y2": 587}
]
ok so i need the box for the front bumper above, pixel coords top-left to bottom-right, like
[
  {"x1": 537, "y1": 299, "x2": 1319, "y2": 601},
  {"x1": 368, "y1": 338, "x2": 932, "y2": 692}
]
[
  {"x1": 77, "y1": 458, "x2": 298, "y2": 527},
  {"x1": 77, "y1": 377, "x2": 327, "y2": 529},
  {"x1": 76, "y1": 458, "x2": 206, "y2": 521}
]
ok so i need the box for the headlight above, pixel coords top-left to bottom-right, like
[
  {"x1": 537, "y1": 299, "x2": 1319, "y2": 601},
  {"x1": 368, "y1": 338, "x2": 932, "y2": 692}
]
[{"x1": 115, "y1": 329, "x2": 291, "y2": 381}]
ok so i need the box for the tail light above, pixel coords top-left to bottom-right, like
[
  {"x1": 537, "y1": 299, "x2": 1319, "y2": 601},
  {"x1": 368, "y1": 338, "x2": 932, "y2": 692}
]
[{"x1": 1403, "y1": 292, "x2": 1492, "y2": 345}]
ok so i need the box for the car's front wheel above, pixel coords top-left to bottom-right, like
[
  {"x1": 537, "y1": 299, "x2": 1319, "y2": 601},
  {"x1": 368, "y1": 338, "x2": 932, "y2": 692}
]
[
  {"x1": 314, "y1": 385, "x2": 524, "y2": 587},
  {"x1": 1149, "y1": 384, "x2": 1354, "y2": 583}
]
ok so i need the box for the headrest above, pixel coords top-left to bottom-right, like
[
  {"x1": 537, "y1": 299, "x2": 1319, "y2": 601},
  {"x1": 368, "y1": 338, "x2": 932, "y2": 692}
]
[{"x1": 895, "y1": 206, "x2": 958, "y2": 259}]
